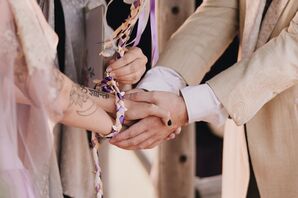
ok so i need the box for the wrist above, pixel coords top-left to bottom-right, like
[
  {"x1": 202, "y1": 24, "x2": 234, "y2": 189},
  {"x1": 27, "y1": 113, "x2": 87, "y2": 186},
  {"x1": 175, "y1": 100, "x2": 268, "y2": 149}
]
[
  {"x1": 89, "y1": 91, "x2": 115, "y2": 114},
  {"x1": 177, "y1": 95, "x2": 189, "y2": 127},
  {"x1": 100, "y1": 95, "x2": 116, "y2": 113}
]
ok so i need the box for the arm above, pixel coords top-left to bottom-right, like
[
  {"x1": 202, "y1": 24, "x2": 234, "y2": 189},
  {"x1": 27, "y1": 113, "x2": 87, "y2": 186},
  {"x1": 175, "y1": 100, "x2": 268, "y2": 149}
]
[
  {"x1": 110, "y1": 86, "x2": 229, "y2": 149},
  {"x1": 15, "y1": 68, "x2": 171, "y2": 136},
  {"x1": 157, "y1": 0, "x2": 239, "y2": 85},
  {"x1": 208, "y1": 12, "x2": 298, "y2": 126},
  {"x1": 10, "y1": 0, "x2": 169, "y2": 137},
  {"x1": 15, "y1": 69, "x2": 115, "y2": 135},
  {"x1": 137, "y1": 0, "x2": 239, "y2": 91},
  {"x1": 110, "y1": 0, "x2": 239, "y2": 148},
  {"x1": 138, "y1": 0, "x2": 238, "y2": 92}
]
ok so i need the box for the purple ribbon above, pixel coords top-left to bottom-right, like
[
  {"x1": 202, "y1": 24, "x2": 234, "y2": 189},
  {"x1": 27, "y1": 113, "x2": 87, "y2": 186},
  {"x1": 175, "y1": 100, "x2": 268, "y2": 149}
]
[
  {"x1": 133, "y1": 0, "x2": 159, "y2": 66},
  {"x1": 133, "y1": 6, "x2": 148, "y2": 47},
  {"x1": 150, "y1": 0, "x2": 159, "y2": 66}
]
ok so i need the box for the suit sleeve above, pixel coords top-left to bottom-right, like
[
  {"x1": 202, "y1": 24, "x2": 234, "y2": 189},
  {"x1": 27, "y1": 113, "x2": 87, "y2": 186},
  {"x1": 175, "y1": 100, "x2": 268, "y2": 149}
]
[
  {"x1": 157, "y1": 0, "x2": 239, "y2": 85},
  {"x1": 208, "y1": 12, "x2": 298, "y2": 125}
]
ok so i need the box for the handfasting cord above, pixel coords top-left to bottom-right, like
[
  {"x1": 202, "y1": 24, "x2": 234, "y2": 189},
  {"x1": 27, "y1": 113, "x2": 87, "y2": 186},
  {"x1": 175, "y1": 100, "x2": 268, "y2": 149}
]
[{"x1": 90, "y1": 1, "x2": 148, "y2": 197}]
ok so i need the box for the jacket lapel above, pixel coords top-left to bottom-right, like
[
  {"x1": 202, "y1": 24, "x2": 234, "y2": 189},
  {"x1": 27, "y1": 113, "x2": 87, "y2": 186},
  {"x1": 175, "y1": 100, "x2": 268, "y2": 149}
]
[
  {"x1": 241, "y1": 0, "x2": 266, "y2": 58},
  {"x1": 257, "y1": 0, "x2": 290, "y2": 48}
]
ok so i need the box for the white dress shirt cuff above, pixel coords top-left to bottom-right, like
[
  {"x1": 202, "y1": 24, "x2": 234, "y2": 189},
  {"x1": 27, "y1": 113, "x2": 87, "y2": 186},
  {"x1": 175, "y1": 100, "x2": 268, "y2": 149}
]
[
  {"x1": 180, "y1": 84, "x2": 228, "y2": 127},
  {"x1": 137, "y1": 66, "x2": 186, "y2": 94}
]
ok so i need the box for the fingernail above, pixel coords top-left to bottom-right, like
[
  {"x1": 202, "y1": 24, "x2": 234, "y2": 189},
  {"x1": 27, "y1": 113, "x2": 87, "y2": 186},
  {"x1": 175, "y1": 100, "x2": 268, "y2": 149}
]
[
  {"x1": 167, "y1": 119, "x2": 172, "y2": 126},
  {"x1": 106, "y1": 67, "x2": 112, "y2": 72}
]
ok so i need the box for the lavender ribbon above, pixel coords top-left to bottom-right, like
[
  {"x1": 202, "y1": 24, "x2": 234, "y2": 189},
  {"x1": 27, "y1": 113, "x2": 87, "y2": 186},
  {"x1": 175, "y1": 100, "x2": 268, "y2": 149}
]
[
  {"x1": 133, "y1": 0, "x2": 159, "y2": 66},
  {"x1": 150, "y1": 0, "x2": 159, "y2": 66},
  {"x1": 133, "y1": 5, "x2": 148, "y2": 47},
  {"x1": 133, "y1": 1, "x2": 150, "y2": 47}
]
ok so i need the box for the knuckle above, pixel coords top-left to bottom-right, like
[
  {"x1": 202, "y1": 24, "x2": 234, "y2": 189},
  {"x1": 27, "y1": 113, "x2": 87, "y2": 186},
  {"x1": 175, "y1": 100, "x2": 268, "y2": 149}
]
[
  {"x1": 135, "y1": 47, "x2": 142, "y2": 54},
  {"x1": 143, "y1": 56, "x2": 148, "y2": 64}
]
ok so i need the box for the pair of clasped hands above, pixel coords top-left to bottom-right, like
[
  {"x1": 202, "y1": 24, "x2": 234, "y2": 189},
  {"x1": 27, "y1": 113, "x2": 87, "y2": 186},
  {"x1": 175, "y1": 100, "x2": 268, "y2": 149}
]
[{"x1": 106, "y1": 47, "x2": 188, "y2": 150}]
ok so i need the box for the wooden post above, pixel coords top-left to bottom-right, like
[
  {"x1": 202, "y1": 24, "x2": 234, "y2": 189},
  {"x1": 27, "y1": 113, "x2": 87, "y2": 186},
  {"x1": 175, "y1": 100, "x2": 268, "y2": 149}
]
[{"x1": 156, "y1": 1, "x2": 196, "y2": 198}]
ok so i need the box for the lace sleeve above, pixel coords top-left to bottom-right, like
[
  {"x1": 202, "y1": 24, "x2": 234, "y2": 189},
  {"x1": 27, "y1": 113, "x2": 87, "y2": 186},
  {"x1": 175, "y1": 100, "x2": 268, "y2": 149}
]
[{"x1": 0, "y1": 1, "x2": 62, "y2": 197}]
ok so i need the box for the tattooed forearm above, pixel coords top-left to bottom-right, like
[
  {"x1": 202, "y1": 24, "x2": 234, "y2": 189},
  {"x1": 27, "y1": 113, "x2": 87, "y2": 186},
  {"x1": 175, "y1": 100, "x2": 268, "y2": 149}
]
[
  {"x1": 87, "y1": 88, "x2": 109, "y2": 99},
  {"x1": 68, "y1": 84, "x2": 99, "y2": 116},
  {"x1": 68, "y1": 84, "x2": 111, "y2": 117},
  {"x1": 69, "y1": 85, "x2": 109, "y2": 107},
  {"x1": 76, "y1": 103, "x2": 99, "y2": 116},
  {"x1": 69, "y1": 84, "x2": 89, "y2": 108}
]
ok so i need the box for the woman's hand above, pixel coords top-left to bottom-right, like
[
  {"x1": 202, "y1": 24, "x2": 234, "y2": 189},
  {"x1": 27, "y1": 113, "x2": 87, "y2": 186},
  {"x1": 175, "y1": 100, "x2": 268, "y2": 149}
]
[{"x1": 107, "y1": 47, "x2": 147, "y2": 85}]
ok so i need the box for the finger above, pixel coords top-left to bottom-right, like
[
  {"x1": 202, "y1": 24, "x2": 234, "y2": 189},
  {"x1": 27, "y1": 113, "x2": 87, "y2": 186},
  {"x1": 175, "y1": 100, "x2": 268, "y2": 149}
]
[
  {"x1": 108, "y1": 59, "x2": 116, "y2": 65},
  {"x1": 125, "y1": 88, "x2": 145, "y2": 95},
  {"x1": 124, "y1": 103, "x2": 166, "y2": 122},
  {"x1": 107, "y1": 52, "x2": 136, "y2": 72},
  {"x1": 166, "y1": 133, "x2": 176, "y2": 141},
  {"x1": 138, "y1": 137, "x2": 162, "y2": 150},
  {"x1": 110, "y1": 61, "x2": 146, "y2": 79},
  {"x1": 128, "y1": 47, "x2": 147, "y2": 61},
  {"x1": 109, "y1": 120, "x2": 147, "y2": 143},
  {"x1": 127, "y1": 103, "x2": 170, "y2": 126},
  {"x1": 175, "y1": 127, "x2": 182, "y2": 135},
  {"x1": 146, "y1": 104, "x2": 171, "y2": 126},
  {"x1": 125, "y1": 91, "x2": 157, "y2": 103},
  {"x1": 112, "y1": 130, "x2": 154, "y2": 150},
  {"x1": 116, "y1": 80, "x2": 136, "y2": 85},
  {"x1": 109, "y1": 62, "x2": 138, "y2": 78},
  {"x1": 147, "y1": 141, "x2": 164, "y2": 149},
  {"x1": 123, "y1": 119, "x2": 137, "y2": 126},
  {"x1": 107, "y1": 47, "x2": 146, "y2": 71},
  {"x1": 115, "y1": 71, "x2": 143, "y2": 84}
]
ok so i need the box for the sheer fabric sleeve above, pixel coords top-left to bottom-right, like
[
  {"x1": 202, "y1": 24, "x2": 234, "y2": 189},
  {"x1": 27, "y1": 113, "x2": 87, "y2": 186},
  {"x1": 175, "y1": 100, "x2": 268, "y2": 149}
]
[{"x1": 0, "y1": 0, "x2": 63, "y2": 197}]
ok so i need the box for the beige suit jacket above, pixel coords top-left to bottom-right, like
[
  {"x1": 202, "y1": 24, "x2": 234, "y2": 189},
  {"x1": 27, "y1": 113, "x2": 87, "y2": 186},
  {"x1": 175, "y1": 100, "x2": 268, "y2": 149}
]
[{"x1": 158, "y1": 0, "x2": 298, "y2": 197}]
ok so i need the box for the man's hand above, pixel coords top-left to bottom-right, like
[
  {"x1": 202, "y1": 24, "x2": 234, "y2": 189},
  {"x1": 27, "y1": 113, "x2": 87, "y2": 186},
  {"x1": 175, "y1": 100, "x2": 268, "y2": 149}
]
[
  {"x1": 110, "y1": 91, "x2": 188, "y2": 149},
  {"x1": 126, "y1": 91, "x2": 189, "y2": 128},
  {"x1": 124, "y1": 98, "x2": 171, "y2": 126},
  {"x1": 107, "y1": 47, "x2": 147, "y2": 85}
]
